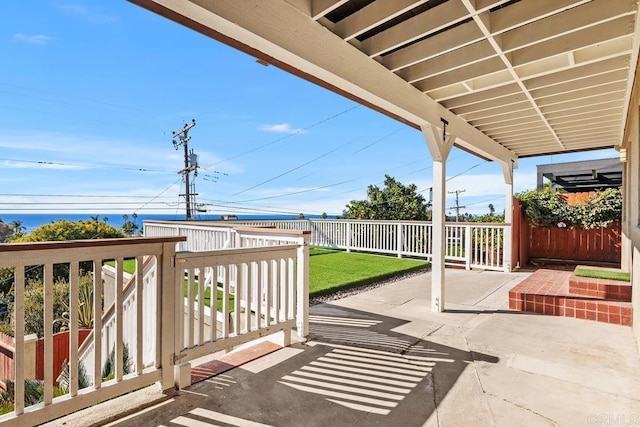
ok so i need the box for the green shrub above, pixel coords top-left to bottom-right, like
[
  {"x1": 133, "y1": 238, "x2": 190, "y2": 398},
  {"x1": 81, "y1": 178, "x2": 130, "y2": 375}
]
[{"x1": 516, "y1": 188, "x2": 621, "y2": 229}]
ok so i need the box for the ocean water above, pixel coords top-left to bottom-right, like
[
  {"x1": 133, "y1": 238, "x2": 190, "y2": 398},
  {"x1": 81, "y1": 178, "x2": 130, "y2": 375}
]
[{"x1": 0, "y1": 213, "x2": 322, "y2": 233}]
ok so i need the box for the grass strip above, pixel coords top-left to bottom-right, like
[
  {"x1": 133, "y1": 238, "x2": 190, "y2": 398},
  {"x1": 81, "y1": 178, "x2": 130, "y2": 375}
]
[
  {"x1": 574, "y1": 268, "x2": 630, "y2": 282},
  {"x1": 309, "y1": 247, "x2": 430, "y2": 298}
]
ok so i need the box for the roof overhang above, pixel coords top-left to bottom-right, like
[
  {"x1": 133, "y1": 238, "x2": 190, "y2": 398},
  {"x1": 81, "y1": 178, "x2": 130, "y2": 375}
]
[{"x1": 129, "y1": 0, "x2": 640, "y2": 163}]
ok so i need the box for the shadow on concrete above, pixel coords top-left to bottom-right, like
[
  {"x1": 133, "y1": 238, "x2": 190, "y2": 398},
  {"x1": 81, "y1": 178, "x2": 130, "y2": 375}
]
[{"x1": 113, "y1": 303, "x2": 498, "y2": 427}]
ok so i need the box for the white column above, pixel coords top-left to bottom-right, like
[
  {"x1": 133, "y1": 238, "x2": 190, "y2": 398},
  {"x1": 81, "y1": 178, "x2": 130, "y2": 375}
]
[
  {"x1": 422, "y1": 123, "x2": 454, "y2": 312},
  {"x1": 502, "y1": 160, "x2": 515, "y2": 272}
]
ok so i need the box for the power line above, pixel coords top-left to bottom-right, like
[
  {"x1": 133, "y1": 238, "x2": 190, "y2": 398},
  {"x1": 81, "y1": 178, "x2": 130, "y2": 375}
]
[
  {"x1": 202, "y1": 105, "x2": 360, "y2": 169},
  {"x1": 133, "y1": 177, "x2": 182, "y2": 215},
  {"x1": 0, "y1": 157, "x2": 174, "y2": 173},
  {"x1": 234, "y1": 179, "x2": 357, "y2": 203},
  {"x1": 0, "y1": 193, "x2": 177, "y2": 199},
  {"x1": 231, "y1": 134, "x2": 365, "y2": 196}
]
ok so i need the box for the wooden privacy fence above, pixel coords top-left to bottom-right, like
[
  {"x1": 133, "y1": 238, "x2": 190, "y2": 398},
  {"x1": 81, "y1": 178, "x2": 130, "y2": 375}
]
[
  {"x1": 35, "y1": 330, "x2": 91, "y2": 383},
  {"x1": 0, "y1": 330, "x2": 92, "y2": 389},
  {"x1": 512, "y1": 197, "x2": 621, "y2": 266}
]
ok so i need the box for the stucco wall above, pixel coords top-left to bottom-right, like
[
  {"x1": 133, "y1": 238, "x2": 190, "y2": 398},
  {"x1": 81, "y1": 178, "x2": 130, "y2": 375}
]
[{"x1": 622, "y1": 65, "x2": 640, "y2": 350}]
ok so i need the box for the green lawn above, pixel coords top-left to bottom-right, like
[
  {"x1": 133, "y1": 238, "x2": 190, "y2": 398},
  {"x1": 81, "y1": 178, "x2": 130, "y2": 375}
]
[
  {"x1": 184, "y1": 280, "x2": 235, "y2": 312},
  {"x1": 104, "y1": 259, "x2": 137, "y2": 274},
  {"x1": 574, "y1": 268, "x2": 630, "y2": 282},
  {"x1": 106, "y1": 248, "x2": 430, "y2": 306},
  {"x1": 309, "y1": 247, "x2": 429, "y2": 297}
]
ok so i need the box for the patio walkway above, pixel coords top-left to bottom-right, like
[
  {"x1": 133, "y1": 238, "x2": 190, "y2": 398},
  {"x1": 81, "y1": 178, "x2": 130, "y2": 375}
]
[{"x1": 81, "y1": 268, "x2": 640, "y2": 426}]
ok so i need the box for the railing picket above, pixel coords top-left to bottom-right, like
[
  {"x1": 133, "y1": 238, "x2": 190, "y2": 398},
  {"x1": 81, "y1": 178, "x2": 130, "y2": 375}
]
[
  {"x1": 187, "y1": 268, "x2": 195, "y2": 348},
  {"x1": 197, "y1": 265, "x2": 205, "y2": 345},
  {"x1": 255, "y1": 261, "x2": 263, "y2": 329},
  {"x1": 222, "y1": 265, "x2": 229, "y2": 339},
  {"x1": 135, "y1": 256, "x2": 144, "y2": 376},
  {"x1": 210, "y1": 266, "x2": 218, "y2": 342},
  {"x1": 234, "y1": 264, "x2": 241, "y2": 335},
  {"x1": 265, "y1": 259, "x2": 274, "y2": 326},
  {"x1": 244, "y1": 263, "x2": 251, "y2": 332},
  {"x1": 44, "y1": 263, "x2": 54, "y2": 404},
  {"x1": 14, "y1": 265, "x2": 25, "y2": 415},
  {"x1": 115, "y1": 257, "x2": 124, "y2": 383},
  {"x1": 93, "y1": 259, "x2": 103, "y2": 389},
  {"x1": 69, "y1": 262, "x2": 79, "y2": 395}
]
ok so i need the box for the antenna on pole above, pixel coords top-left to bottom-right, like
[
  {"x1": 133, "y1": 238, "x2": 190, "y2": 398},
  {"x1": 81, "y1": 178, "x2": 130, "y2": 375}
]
[{"x1": 172, "y1": 119, "x2": 198, "y2": 220}]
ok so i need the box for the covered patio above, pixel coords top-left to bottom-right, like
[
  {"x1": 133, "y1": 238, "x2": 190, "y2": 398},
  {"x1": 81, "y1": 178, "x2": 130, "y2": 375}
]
[
  {"x1": 130, "y1": 0, "x2": 640, "y2": 342},
  {"x1": 59, "y1": 267, "x2": 640, "y2": 426}
]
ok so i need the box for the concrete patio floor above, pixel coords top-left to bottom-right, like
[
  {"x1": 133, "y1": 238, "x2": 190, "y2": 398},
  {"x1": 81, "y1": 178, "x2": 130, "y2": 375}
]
[{"x1": 91, "y1": 268, "x2": 640, "y2": 426}]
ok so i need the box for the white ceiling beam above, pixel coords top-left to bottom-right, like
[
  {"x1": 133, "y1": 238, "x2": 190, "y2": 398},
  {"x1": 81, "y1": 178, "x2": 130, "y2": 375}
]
[
  {"x1": 488, "y1": 127, "x2": 551, "y2": 139},
  {"x1": 540, "y1": 93, "x2": 626, "y2": 113},
  {"x1": 550, "y1": 113, "x2": 622, "y2": 128},
  {"x1": 500, "y1": 0, "x2": 635, "y2": 53},
  {"x1": 529, "y1": 71, "x2": 628, "y2": 98},
  {"x1": 381, "y1": 21, "x2": 483, "y2": 71},
  {"x1": 462, "y1": 103, "x2": 533, "y2": 123},
  {"x1": 333, "y1": 0, "x2": 429, "y2": 42},
  {"x1": 511, "y1": 17, "x2": 634, "y2": 67},
  {"x1": 414, "y1": 56, "x2": 506, "y2": 91},
  {"x1": 469, "y1": 109, "x2": 539, "y2": 127},
  {"x1": 132, "y1": 0, "x2": 516, "y2": 163},
  {"x1": 490, "y1": 0, "x2": 591, "y2": 34},
  {"x1": 522, "y1": 56, "x2": 630, "y2": 90},
  {"x1": 310, "y1": 0, "x2": 348, "y2": 20},
  {"x1": 398, "y1": 41, "x2": 496, "y2": 83},
  {"x1": 472, "y1": 114, "x2": 541, "y2": 131},
  {"x1": 536, "y1": 85, "x2": 627, "y2": 106},
  {"x1": 441, "y1": 83, "x2": 522, "y2": 109},
  {"x1": 543, "y1": 102, "x2": 624, "y2": 120},
  {"x1": 557, "y1": 125, "x2": 622, "y2": 137},
  {"x1": 452, "y1": 93, "x2": 528, "y2": 115},
  {"x1": 362, "y1": 0, "x2": 471, "y2": 58},
  {"x1": 461, "y1": 0, "x2": 566, "y2": 151}
]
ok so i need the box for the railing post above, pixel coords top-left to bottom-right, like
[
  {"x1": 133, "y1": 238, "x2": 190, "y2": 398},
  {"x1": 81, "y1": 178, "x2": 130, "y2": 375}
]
[
  {"x1": 23, "y1": 334, "x2": 38, "y2": 380},
  {"x1": 397, "y1": 222, "x2": 403, "y2": 258},
  {"x1": 296, "y1": 232, "x2": 310, "y2": 339},
  {"x1": 503, "y1": 224, "x2": 512, "y2": 272},
  {"x1": 159, "y1": 241, "x2": 178, "y2": 390},
  {"x1": 346, "y1": 221, "x2": 352, "y2": 253},
  {"x1": 465, "y1": 225, "x2": 472, "y2": 270}
]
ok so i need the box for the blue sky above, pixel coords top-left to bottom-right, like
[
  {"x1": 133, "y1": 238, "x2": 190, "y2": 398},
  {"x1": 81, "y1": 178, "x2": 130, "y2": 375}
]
[{"x1": 0, "y1": 1, "x2": 618, "y2": 218}]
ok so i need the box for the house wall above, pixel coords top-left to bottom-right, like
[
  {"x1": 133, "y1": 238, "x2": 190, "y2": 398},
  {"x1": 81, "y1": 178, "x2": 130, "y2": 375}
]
[{"x1": 622, "y1": 65, "x2": 640, "y2": 351}]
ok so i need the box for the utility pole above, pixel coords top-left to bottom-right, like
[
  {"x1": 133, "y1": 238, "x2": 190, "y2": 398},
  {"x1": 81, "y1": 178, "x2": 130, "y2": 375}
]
[
  {"x1": 172, "y1": 119, "x2": 198, "y2": 220},
  {"x1": 448, "y1": 189, "x2": 466, "y2": 222}
]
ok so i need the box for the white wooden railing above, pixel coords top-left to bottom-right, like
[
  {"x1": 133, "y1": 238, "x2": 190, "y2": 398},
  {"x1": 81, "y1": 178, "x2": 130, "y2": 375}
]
[
  {"x1": 172, "y1": 219, "x2": 509, "y2": 272},
  {"x1": 0, "y1": 226, "x2": 310, "y2": 426}
]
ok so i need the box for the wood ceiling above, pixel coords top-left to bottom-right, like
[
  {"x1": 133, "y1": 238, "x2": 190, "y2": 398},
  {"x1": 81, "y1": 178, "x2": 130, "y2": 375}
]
[{"x1": 130, "y1": 0, "x2": 640, "y2": 161}]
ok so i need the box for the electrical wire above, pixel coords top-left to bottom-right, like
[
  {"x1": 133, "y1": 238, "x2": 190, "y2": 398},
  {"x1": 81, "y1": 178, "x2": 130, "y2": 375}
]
[
  {"x1": 201, "y1": 105, "x2": 361, "y2": 169},
  {"x1": 0, "y1": 157, "x2": 174, "y2": 173}
]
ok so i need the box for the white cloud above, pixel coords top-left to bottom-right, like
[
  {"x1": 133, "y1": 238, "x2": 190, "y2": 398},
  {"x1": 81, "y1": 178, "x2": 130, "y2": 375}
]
[
  {"x1": 258, "y1": 123, "x2": 305, "y2": 134},
  {"x1": 55, "y1": 3, "x2": 119, "y2": 24},
  {"x1": 12, "y1": 33, "x2": 52, "y2": 45}
]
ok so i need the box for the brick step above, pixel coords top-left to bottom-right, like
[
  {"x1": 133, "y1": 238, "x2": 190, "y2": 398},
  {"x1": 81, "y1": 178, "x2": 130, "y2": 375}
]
[
  {"x1": 508, "y1": 269, "x2": 633, "y2": 326},
  {"x1": 568, "y1": 276, "x2": 631, "y2": 301},
  {"x1": 568, "y1": 267, "x2": 631, "y2": 302}
]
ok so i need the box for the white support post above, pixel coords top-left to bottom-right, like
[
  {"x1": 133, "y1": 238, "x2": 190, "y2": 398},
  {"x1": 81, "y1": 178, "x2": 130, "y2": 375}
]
[
  {"x1": 502, "y1": 160, "x2": 516, "y2": 272},
  {"x1": 346, "y1": 221, "x2": 352, "y2": 252},
  {"x1": 397, "y1": 222, "x2": 403, "y2": 258},
  {"x1": 296, "y1": 232, "x2": 310, "y2": 339},
  {"x1": 423, "y1": 123, "x2": 454, "y2": 313}
]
